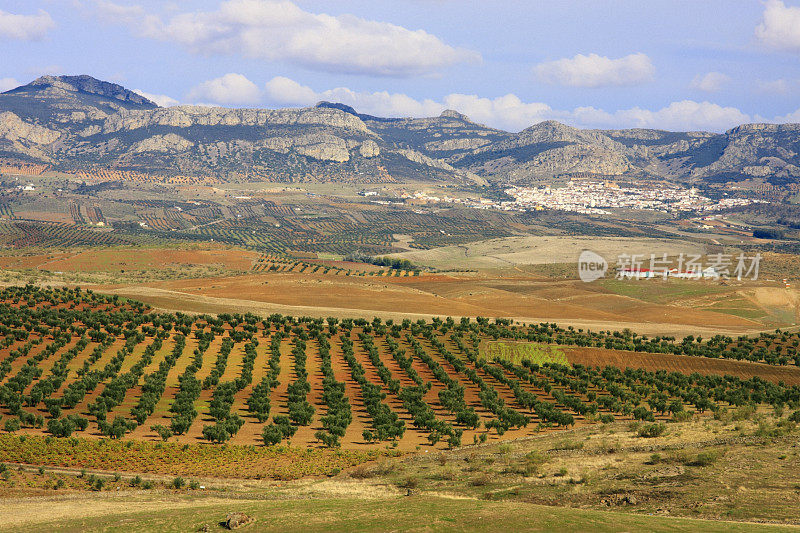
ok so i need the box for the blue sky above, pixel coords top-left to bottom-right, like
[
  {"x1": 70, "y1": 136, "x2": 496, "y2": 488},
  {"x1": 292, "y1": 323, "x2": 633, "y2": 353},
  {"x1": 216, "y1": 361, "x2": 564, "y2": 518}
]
[{"x1": 1, "y1": 0, "x2": 800, "y2": 131}]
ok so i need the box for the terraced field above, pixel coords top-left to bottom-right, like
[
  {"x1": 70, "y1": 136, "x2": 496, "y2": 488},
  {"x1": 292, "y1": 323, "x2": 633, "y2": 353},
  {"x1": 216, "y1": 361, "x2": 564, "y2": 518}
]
[{"x1": 1, "y1": 286, "x2": 799, "y2": 458}]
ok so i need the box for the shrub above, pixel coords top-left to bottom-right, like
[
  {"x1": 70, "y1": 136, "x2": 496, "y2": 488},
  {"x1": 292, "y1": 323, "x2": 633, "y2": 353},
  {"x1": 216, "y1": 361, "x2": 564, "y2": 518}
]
[
  {"x1": 172, "y1": 477, "x2": 185, "y2": 489},
  {"x1": 637, "y1": 423, "x2": 666, "y2": 438},
  {"x1": 150, "y1": 424, "x2": 173, "y2": 442},
  {"x1": 671, "y1": 411, "x2": 693, "y2": 422},
  {"x1": 4, "y1": 418, "x2": 20, "y2": 432},
  {"x1": 470, "y1": 472, "x2": 492, "y2": 486},
  {"x1": 686, "y1": 450, "x2": 721, "y2": 467},
  {"x1": 398, "y1": 476, "x2": 419, "y2": 489},
  {"x1": 552, "y1": 439, "x2": 583, "y2": 451},
  {"x1": 633, "y1": 406, "x2": 655, "y2": 422}
]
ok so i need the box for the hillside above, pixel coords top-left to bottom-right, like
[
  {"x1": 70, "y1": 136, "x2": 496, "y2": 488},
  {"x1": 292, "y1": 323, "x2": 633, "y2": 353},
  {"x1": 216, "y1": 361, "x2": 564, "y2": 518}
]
[{"x1": 1, "y1": 75, "x2": 800, "y2": 185}]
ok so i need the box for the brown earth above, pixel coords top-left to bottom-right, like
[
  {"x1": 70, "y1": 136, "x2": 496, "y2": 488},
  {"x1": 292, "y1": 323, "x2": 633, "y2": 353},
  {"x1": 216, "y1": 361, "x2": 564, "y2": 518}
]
[{"x1": 562, "y1": 346, "x2": 800, "y2": 385}]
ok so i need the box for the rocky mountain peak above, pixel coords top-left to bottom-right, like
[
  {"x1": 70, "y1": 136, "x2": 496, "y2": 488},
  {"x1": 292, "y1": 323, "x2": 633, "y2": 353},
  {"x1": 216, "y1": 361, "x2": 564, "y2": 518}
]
[
  {"x1": 25, "y1": 75, "x2": 157, "y2": 107},
  {"x1": 439, "y1": 109, "x2": 470, "y2": 121},
  {"x1": 315, "y1": 101, "x2": 359, "y2": 115}
]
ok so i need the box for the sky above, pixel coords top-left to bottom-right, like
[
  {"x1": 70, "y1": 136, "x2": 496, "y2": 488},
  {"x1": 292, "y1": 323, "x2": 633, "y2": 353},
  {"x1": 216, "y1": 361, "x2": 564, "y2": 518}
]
[{"x1": 1, "y1": 0, "x2": 800, "y2": 132}]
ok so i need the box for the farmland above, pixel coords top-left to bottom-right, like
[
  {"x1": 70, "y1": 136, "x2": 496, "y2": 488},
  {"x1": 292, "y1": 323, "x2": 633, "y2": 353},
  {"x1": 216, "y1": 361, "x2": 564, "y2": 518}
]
[{"x1": 1, "y1": 285, "x2": 800, "y2": 455}]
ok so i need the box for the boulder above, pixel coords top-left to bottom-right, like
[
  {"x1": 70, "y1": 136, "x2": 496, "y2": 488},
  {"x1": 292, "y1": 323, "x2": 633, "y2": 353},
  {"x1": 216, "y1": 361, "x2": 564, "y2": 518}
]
[{"x1": 224, "y1": 512, "x2": 254, "y2": 530}]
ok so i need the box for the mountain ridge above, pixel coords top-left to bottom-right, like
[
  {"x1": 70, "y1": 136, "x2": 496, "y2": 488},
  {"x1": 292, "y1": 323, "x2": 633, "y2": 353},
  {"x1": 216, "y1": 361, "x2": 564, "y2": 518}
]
[{"x1": 1, "y1": 75, "x2": 799, "y2": 186}]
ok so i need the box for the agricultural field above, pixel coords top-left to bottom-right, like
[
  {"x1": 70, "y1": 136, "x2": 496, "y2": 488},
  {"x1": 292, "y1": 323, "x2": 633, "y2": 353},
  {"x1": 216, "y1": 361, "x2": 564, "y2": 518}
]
[
  {"x1": 1, "y1": 284, "x2": 800, "y2": 530},
  {"x1": 1, "y1": 285, "x2": 800, "y2": 455}
]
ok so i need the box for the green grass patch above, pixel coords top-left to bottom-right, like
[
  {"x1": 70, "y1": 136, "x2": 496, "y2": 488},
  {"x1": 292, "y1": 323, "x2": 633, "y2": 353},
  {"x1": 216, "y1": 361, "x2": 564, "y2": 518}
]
[
  {"x1": 599, "y1": 278, "x2": 730, "y2": 304},
  {"x1": 21, "y1": 494, "x2": 796, "y2": 533},
  {"x1": 479, "y1": 341, "x2": 570, "y2": 367}
]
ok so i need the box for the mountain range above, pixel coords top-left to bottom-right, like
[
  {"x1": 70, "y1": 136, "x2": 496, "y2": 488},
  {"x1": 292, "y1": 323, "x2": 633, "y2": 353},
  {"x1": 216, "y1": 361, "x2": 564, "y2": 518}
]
[{"x1": 1, "y1": 75, "x2": 799, "y2": 186}]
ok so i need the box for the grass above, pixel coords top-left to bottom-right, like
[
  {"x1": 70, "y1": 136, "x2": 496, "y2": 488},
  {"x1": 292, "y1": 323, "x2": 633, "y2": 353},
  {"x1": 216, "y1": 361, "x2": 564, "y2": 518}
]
[
  {"x1": 599, "y1": 278, "x2": 730, "y2": 304},
  {"x1": 0, "y1": 434, "x2": 399, "y2": 480},
  {"x1": 9, "y1": 494, "x2": 797, "y2": 533},
  {"x1": 478, "y1": 341, "x2": 570, "y2": 366}
]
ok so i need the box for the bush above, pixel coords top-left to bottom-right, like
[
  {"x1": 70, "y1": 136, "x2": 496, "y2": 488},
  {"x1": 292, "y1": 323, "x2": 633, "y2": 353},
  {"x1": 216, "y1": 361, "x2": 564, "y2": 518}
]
[
  {"x1": 633, "y1": 406, "x2": 655, "y2": 422},
  {"x1": 4, "y1": 418, "x2": 20, "y2": 432},
  {"x1": 398, "y1": 476, "x2": 419, "y2": 489},
  {"x1": 686, "y1": 450, "x2": 721, "y2": 467},
  {"x1": 172, "y1": 477, "x2": 185, "y2": 489},
  {"x1": 637, "y1": 423, "x2": 666, "y2": 438},
  {"x1": 150, "y1": 424, "x2": 173, "y2": 442},
  {"x1": 671, "y1": 410, "x2": 693, "y2": 422}
]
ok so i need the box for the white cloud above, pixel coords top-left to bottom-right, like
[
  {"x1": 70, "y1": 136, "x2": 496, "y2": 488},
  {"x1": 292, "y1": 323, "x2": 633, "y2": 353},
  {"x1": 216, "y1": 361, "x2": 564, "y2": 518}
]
[
  {"x1": 0, "y1": 77, "x2": 20, "y2": 92},
  {"x1": 773, "y1": 108, "x2": 800, "y2": 123},
  {"x1": 264, "y1": 76, "x2": 443, "y2": 117},
  {"x1": 133, "y1": 89, "x2": 179, "y2": 107},
  {"x1": 187, "y1": 73, "x2": 261, "y2": 106},
  {"x1": 756, "y1": 0, "x2": 800, "y2": 51},
  {"x1": 261, "y1": 76, "x2": 754, "y2": 132},
  {"x1": 756, "y1": 78, "x2": 791, "y2": 94},
  {"x1": 264, "y1": 76, "x2": 319, "y2": 106},
  {"x1": 690, "y1": 72, "x2": 729, "y2": 92},
  {"x1": 99, "y1": 0, "x2": 479, "y2": 77},
  {"x1": 94, "y1": 0, "x2": 146, "y2": 24},
  {"x1": 533, "y1": 53, "x2": 655, "y2": 88},
  {"x1": 575, "y1": 101, "x2": 752, "y2": 132},
  {"x1": 0, "y1": 9, "x2": 56, "y2": 41},
  {"x1": 441, "y1": 94, "x2": 552, "y2": 131}
]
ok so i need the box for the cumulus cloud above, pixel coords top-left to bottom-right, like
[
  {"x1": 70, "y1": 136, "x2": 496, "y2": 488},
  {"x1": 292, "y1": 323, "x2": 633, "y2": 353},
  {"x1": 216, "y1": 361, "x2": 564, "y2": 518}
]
[
  {"x1": 98, "y1": 0, "x2": 479, "y2": 77},
  {"x1": 690, "y1": 72, "x2": 729, "y2": 92},
  {"x1": 0, "y1": 77, "x2": 20, "y2": 92},
  {"x1": 133, "y1": 89, "x2": 179, "y2": 107},
  {"x1": 441, "y1": 93, "x2": 553, "y2": 131},
  {"x1": 263, "y1": 76, "x2": 319, "y2": 106},
  {"x1": 187, "y1": 73, "x2": 261, "y2": 106},
  {"x1": 261, "y1": 76, "x2": 755, "y2": 132},
  {"x1": 757, "y1": 78, "x2": 791, "y2": 94},
  {"x1": 574, "y1": 101, "x2": 752, "y2": 132},
  {"x1": 755, "y1": 0, "x2": 800, "y2": 51},
  {"x1": 533, "y1": 53, "x2": 655, "y2": 88},
  {"x1": 773, "y1": 108, "x2": 800, "y2": 123},
  {"x1": 0, "y1": 9, "x2": 56, "y2": 41},
  {"x1": 264, "y1": 76, "x2": 443, "y2": 117}
]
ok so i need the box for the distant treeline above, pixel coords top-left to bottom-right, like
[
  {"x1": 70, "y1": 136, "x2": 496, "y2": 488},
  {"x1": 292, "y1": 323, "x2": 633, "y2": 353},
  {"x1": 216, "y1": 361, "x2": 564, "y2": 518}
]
[
  {"x1": 753, "y1": 228, "x2": 785, "y2": 239},
  {"x1": 344, "y1": 252, "x2": 417, "y2": 271}
]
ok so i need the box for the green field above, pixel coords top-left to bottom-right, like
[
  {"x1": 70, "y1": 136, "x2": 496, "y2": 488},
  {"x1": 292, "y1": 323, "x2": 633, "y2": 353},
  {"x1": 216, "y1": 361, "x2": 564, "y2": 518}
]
[
  {"x1": 478, "y1": 341, "x2": 570, "y2": 366},
  {"x1": 6, "y1": 493, "x2": 798, "y2": 532},
  {"x1": 599, "y1": 278, "x2": 730, "y2": 304}
]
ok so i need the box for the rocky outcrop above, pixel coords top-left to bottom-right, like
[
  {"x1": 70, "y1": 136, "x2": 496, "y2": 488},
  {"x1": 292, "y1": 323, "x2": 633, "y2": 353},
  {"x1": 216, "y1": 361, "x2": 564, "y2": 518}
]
[
  {"x1": 293, "y1": 133, "x2": 350, "y2": 162},
  {"x1": 359, "y1": 139, "x2": 380, "y2": 158},
  {"x1": 0, "y1": 112, "x2": 61, "y2": 145},
  {"x1": 130, "y1": 133, "x2": 194, "y2": 154},
  {"x1": 101, "y1": 106, "x2": 372, "y2": 136},
  {"x1": 424, "y1": 137, "x2": 491, "y2": 151}
]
